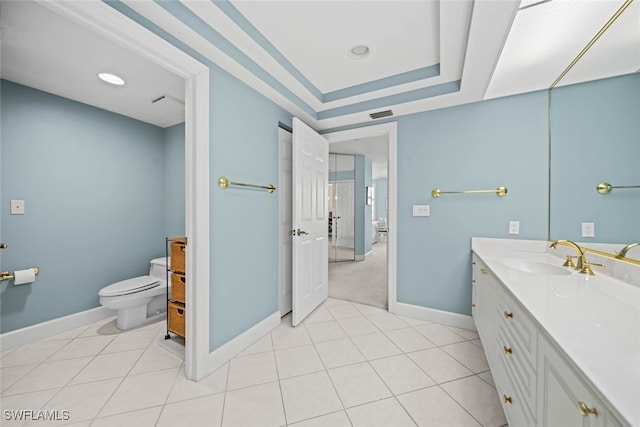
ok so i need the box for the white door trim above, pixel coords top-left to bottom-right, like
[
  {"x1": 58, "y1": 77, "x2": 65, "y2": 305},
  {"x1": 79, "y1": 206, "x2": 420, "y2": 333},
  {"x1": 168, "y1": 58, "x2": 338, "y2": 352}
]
[
  {"x1": 324, "y1": 122, "x2": 398, "y2": 312},
  {"x1": 41, "y1": 1, "x2": 211, "y2": 380}
]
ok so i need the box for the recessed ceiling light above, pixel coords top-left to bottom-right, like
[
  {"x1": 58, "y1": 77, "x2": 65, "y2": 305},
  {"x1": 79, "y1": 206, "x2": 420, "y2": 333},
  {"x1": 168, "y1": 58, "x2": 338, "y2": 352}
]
[
  {"x1": 348, "y1": 45, "x2": 370, "y2": 59},
  {"x1": 98, "y1": 72, "x2": 125, "y2": 86}
]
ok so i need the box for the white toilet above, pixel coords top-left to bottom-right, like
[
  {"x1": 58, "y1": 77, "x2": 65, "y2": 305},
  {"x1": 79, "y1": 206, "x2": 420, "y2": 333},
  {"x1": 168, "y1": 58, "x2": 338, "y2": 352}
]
[{"x1": 99, "y1": 257, "x2": 170, "y2": 330}]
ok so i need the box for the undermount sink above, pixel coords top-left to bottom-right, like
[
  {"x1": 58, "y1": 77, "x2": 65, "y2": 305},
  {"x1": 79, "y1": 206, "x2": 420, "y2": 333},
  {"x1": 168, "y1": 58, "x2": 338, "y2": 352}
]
[{"x1": 499, "y1": 259, "x2": 572, "y2": 276}]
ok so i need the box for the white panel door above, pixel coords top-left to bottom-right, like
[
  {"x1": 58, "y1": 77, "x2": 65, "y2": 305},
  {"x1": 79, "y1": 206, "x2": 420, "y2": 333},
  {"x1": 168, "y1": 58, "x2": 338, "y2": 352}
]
[
  {"x1": 292, "y1": 117, "x2": 328, "y2": 326},
  {"x1": 278, "y1": 127, "x2": 293, "y2": 316}
]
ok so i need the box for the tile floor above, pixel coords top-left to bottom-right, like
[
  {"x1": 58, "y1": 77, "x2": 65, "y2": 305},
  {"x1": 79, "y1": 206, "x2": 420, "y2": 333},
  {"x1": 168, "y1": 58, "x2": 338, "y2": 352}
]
[{"x1": 1, "y1": 298, "x2": 507, "y2": 427}]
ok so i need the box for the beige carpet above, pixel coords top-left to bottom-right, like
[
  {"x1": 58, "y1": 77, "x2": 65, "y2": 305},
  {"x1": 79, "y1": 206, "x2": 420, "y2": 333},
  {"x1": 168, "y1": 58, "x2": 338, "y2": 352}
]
[{"x1": 328, "y1": 241, "x2": 388, "y2": 309}]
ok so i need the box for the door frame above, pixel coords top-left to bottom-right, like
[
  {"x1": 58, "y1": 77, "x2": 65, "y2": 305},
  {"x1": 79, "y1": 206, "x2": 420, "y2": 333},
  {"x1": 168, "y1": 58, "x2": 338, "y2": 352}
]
[
  {"x1": 45, "y1": 1, "x2": 211, "y2": 380},
  {"x1": 324, "y1": 122, "x2": 398, "y2": 312}
]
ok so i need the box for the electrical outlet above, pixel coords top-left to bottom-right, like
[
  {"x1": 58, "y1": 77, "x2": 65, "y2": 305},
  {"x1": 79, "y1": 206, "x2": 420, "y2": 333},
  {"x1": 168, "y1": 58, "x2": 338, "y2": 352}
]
[
  {"x1": 10, "y1": 200, "x2": 25, "y2": 215},
  {"x1": 413, "y1": 205, "x2": 430, "y2": 217},
  {"x1": 509, "y1": 221, "x2": 520, "y2": 235},
  {"x1": 581, "y1": 222, "x2": 595, "y2": 238}
]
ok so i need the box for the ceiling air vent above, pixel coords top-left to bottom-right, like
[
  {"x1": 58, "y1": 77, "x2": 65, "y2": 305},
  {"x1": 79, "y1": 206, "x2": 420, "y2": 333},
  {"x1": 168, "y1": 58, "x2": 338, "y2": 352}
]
[{"x1": 369, "y1": 109, "x2": 393, "y2": 120}]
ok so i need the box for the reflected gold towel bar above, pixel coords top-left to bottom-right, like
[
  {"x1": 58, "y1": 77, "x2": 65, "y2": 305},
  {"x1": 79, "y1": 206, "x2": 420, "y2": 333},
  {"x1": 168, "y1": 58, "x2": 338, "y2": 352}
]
[
  {"x1": 431, "y1": 187, "x2": 508, "y2": 198},
  {"x1": 218, "y1": 177, "x2": 276, "y2": 194},
  {"x1": 596, "y1": 182, "x2": 640, "y2": 195}
]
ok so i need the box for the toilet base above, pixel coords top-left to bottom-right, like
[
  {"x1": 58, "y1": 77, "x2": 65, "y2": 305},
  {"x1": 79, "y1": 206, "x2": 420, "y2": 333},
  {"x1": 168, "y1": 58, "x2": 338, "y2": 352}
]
[{"x1": 115, "y1": 295, "x2": 167, "y2": 330}]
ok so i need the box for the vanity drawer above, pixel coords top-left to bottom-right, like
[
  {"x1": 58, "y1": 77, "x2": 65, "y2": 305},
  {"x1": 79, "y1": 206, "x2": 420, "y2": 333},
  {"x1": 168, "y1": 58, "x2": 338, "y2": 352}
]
[
  {"x1": 168, "y1": 301, "x2": 185, "y2": 337},
  {"x1": 494, "y1": 342, "x2": 535, "y2": 427},
  {"x1": 170, "y1": 238, "x2": 186, "y2": 273},
  {"x1": 497, "y1": 326, "x2": 537, "y2": 419},
  {"x1": 170, "y1": 273, "x2": 186, "y2": 303},
  {"x1": 497, "y1": 290, "x2": 537, "y2": 369}
]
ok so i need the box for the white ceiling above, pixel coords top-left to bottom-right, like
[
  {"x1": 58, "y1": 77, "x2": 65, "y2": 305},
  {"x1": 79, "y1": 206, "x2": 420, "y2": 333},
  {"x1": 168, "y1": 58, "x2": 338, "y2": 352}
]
[
  {"x1": 1, "y1": 0, "x2": 638, "y2": 146},
  {"x1": 0, "y1": 1, "x2": 185, "y2": 128},
  {"x1": 232, "y1": 1, "x2": 441, "y2": 94}
]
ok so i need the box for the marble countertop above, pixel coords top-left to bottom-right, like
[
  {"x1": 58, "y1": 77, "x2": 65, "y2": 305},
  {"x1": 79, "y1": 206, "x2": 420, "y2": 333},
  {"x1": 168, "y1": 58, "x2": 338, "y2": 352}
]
[{"x1": 471, "y1": 238, "x2": 640, "y2": 426}]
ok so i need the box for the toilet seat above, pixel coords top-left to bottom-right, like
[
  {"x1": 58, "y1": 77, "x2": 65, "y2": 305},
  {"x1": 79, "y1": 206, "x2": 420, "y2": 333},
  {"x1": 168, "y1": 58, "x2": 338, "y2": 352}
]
[{"x1": 99, "y1": 276, "x2": 160, "y2": 297}]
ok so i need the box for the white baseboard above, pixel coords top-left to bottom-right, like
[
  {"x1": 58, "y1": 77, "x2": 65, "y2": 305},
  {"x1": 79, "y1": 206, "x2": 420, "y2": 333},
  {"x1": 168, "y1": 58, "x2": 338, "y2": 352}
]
[
  {"x1": 199, "y1": 311, "x2": 281, "y2": 380},
  {"x1": 0, "y1": 306, "x2": 116, "y2": 350},
  {"x1": 392, "y1": 301, "x2": 476, "y2": 331}
]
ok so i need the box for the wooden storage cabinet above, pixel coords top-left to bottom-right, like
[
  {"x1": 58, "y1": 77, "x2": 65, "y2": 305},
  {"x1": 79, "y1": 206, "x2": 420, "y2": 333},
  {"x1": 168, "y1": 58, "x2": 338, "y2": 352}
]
[
  {"x1": 170, "y1": 239, "x2": 186, "y2": 273},
  {"x1": 171, "y1": 273, "x2": 186, "y2": 304},
  {"x1": 166, "y1": 237, "x2": 187, "y2": 339},
  {"x1": 168, "y1": 302, "x2": 186, "y2": 338}
]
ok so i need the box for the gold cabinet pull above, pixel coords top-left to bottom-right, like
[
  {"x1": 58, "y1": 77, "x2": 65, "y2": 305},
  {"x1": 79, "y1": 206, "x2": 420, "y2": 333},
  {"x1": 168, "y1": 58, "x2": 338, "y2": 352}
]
[
  {"x1": 577, "y1": 402, "x2": 598, "y2": 417},
  {"x1": 503, "y1": 345, "x2": 512, "y2": 354},
  {"x1": 471, "y1": 304, "x2": 476, "y2": 308},
  {"x1": 480, "y1": 268, "x2": 487, "y2": 275},
  {"x1": 503, "y1": 395, "x2": 512, "y2": 404},
  {"x1": 504, "y1": 311, "x2": 513, "y2": 319}
]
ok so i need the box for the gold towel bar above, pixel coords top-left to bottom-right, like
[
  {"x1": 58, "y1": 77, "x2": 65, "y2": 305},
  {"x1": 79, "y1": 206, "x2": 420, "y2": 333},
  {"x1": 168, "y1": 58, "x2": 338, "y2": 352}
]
[
  {"x1": 0, "y1": 267, "x2": 39, "y2": 282},
  {"x1": 431, "y1": 186, "x2": 508, "y2": 198},
  {"x1": 596, "y1": 182, "x2": 640, "y2": 195},
  {"x1": 218, "y1": 177, "x2": 276, "y2": 194}
]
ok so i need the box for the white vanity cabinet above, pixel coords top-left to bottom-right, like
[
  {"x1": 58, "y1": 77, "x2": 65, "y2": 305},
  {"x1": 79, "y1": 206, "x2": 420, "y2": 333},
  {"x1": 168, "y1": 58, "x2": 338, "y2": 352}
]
[
  {"x1": 471, "y1": 255, "x2": 496, "y2": 349},
  {"x1": 472, "y1": 247, "x2": 629, "y2": 427},
  {"x1": 537, "y1": 335, "x2": 623, "y2": 427},
  {"x1": 494, "y1": 289, "x2": 537, "y2": 426}
]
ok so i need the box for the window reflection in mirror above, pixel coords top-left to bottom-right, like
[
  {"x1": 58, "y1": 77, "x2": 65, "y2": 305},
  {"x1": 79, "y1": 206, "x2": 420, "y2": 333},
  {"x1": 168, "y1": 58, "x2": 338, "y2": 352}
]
[{"x1": 548, "y1": 0, "x2": 639, "y2": 260}]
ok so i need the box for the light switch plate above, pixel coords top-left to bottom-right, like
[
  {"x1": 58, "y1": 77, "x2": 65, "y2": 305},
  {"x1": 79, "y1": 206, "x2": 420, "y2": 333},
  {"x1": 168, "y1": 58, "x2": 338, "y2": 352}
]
[
  {"x1": 581, "y1": 222, "x2": 595, "y2": 237},
  {"x1": 10, "y1": 200, "x2": 25, "y2": 215},
  {"x1": 412, "y1": 205, "x2": 430, "y2": 217},
  {"x1": 509, "y1": 221, "x2": 520, "y2": 235}
]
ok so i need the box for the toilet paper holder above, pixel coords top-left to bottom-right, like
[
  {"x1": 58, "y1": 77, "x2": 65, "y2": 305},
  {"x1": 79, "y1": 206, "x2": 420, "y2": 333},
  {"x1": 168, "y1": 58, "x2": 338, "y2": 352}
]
[{"x1": 0, "y1": 267, "x2": 39, "y2": 281}]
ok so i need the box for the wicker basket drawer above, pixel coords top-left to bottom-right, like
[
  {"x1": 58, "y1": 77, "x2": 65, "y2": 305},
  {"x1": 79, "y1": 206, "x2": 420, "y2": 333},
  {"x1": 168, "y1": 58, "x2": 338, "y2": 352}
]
[
  {"x1": 170, "y1": 238, "x2": 186, "y2": 273},
  {"x1": 171, "y1": 273, "x2": 186, "y2": 304},
  {"x1": 168, "y1": 302, "x2": 186, "y2": 337}
]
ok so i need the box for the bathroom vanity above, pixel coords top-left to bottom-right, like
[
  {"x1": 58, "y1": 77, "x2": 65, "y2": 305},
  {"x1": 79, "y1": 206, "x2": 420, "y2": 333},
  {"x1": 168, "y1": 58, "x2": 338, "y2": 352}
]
[{"x1": 471, "y1": 238, "x2": 639, "y2": 427}]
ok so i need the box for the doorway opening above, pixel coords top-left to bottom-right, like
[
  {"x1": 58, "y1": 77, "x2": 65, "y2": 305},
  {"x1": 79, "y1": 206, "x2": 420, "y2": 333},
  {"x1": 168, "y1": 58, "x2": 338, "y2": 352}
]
[
  {"x1": 328, "y1": 154, "x2": 356, "y2": 263},
  {"x1": 324, "y1": 122, "x2": 397, "y2": 312},
  {"x1": 278, "y1": 121, "x2": 397, "y2": 317}
]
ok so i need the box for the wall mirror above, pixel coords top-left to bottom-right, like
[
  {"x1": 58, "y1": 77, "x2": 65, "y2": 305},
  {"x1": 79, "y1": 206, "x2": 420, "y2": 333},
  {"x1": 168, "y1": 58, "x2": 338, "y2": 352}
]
[{"x1": 548, "y1": 0, "x2": 640, "y2": 260}]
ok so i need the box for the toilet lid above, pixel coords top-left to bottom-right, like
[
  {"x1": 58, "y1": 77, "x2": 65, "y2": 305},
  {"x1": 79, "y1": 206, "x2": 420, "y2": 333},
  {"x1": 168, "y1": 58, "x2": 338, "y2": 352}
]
[{"x1": 99, "y1": 276, "x2": 161, "y2": 297}]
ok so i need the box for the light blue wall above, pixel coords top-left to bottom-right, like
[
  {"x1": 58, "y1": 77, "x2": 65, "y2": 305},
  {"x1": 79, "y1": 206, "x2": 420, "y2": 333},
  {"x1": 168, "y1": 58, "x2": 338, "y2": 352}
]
[
  {"x1": 103, "y1": 0, "x2": 293, "y2": 352},
  {"x1": 164, "y1": 123, "x2": 186, "y2": 238},
  {"x1": 0, "y1": 80, "x2": 173, "y2": 333},
  {"x1": 209, "y1": 65, "x2": 292, "y2": 350},
  {"x1": 353, "y1": 155, "x2": 373, "y2": 257},
  {"x1": 374, "y1": 178, "x2": 388, "y2": 220},
  {"x1": 395, "y1": 91, "x2": 549, "y2": 315},
  {"x1": 550, "y1": 73, "x2": 640, "y2": 243}
]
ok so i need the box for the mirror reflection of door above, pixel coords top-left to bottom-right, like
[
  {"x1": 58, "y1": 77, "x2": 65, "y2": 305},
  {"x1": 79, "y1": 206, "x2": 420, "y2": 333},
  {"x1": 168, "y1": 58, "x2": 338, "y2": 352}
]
[{"x1": 328, "y1": 154, "x2": 355, "y2": 262}]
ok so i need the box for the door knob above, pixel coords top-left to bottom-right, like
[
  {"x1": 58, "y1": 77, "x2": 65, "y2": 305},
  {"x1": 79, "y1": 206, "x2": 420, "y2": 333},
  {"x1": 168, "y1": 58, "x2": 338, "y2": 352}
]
[{"x1": 296, "y1": 229, "x2": 309, "y2": 236}]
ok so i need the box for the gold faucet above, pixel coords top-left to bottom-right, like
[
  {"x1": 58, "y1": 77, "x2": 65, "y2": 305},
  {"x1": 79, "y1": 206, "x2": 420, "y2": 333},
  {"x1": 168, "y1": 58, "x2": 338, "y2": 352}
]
[
  {"x1": 617, "y1": 242, "x2": 640, "y2": 258},
  {"x1": 550, "y1": 240, "x2": 587, "y2": 271}
]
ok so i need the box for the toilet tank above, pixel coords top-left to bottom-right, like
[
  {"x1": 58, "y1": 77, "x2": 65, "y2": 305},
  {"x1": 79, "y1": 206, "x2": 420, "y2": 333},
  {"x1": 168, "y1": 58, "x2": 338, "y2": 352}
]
[{"x1": 149, "y1": 257, "x2": 169, "y2": 279}]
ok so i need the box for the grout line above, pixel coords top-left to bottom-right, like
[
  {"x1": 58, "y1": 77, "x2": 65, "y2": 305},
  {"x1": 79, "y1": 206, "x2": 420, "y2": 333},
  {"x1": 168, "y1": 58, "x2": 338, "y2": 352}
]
[
  {"x1": 2, "y1": 299, "x2": 502, "y2": 427},
  {"x1": 271, "y1": 331, "x2": 289, "y2": 427}
]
